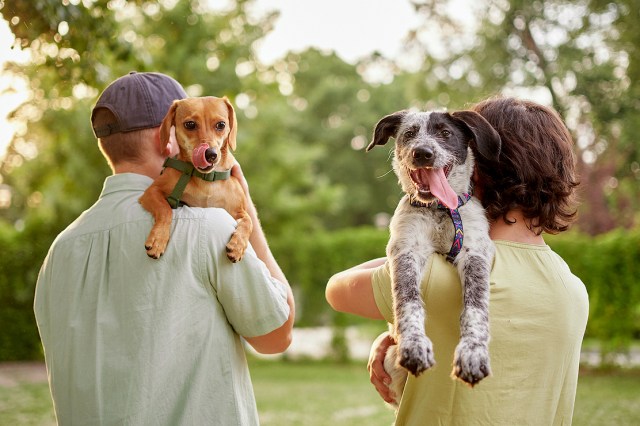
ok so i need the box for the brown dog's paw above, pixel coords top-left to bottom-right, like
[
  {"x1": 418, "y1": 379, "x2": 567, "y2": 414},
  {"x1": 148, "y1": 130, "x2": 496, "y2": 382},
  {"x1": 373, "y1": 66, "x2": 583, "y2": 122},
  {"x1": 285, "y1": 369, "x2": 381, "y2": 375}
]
[
  {"x1": 225, "y1": 247, "x2": 242, "y2": 263},
  {"x1": 225, "y1": 233, "x2": 248, "y2": 263},
  {"x1": 145, "y1": 243, "x2": 165, "y2": 259},
  {"x1": 145, "y1": 231, "x2": 169, "y2": 259},
  {"x1": 225, "y1": 243, "x2": 245, "y2": 263}
]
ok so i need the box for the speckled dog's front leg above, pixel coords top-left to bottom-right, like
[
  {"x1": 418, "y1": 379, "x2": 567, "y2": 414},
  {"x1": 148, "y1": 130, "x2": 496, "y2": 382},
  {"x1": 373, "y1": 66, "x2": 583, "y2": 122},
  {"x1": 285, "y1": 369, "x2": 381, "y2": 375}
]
[
  {"x1": 389, "y1": 238, "x2": 435, "y2": 377},
  {"x1": 452, "y1": 249, "x2": 492, "y2": 386}
]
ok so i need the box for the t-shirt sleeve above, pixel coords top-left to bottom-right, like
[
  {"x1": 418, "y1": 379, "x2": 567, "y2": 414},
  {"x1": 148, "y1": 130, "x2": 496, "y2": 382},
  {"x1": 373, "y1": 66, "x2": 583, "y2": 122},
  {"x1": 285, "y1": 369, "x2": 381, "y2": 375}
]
[
  {"x1": 200, "y1": 211, "x2": 290, "y2": 338},
  {"x1": 372, "y1": 261, "x2": 395, "y2": 324},
  {"x1": 371, "y1": 255, "x2": 443, "y2": 325}
]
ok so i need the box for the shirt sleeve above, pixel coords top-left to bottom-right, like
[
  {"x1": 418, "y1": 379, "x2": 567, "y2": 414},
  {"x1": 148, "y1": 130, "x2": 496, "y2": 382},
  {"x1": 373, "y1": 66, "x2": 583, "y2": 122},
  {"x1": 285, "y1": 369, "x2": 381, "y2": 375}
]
[
  {"x1": 371, "y1": 261, "x2": 395, "y2": 324},
  {"x1": 371, "y1": 255, "x2": 444, "y2": 325},
  {"x1": 200, "y1": 211, "x2": 290, "y2": 338}
]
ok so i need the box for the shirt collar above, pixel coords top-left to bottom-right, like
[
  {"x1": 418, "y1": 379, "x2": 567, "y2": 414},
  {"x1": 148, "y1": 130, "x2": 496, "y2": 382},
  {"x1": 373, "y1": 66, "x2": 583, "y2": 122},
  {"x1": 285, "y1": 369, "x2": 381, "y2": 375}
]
[{"x1": 100, "y1": 173, "x2": 154, "y2": 198}]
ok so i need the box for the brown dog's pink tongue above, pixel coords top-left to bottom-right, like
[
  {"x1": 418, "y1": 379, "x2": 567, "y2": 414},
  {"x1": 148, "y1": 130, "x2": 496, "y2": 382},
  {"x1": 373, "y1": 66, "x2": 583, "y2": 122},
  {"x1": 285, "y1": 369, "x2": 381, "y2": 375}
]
[
  {"x1": 192, "y1": 143, "x2": 211, "y2": 169},
  {"x1": 424, "y1": 168, "x2": 459, "y2": 209}
]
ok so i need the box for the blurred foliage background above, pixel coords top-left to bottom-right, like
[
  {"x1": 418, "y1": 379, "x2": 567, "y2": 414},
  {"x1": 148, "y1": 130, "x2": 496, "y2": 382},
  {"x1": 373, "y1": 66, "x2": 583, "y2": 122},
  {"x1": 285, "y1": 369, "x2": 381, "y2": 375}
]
[{"x1": 0, "y1": 0, "x2": 639, "y2": 361}]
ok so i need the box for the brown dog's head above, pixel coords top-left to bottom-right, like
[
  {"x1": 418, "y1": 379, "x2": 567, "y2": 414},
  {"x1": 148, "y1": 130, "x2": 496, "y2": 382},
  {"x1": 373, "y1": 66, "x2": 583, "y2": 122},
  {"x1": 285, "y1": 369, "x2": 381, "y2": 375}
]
[{"x1": 160, "y1": 96, "x2": 238, "y2": 173}]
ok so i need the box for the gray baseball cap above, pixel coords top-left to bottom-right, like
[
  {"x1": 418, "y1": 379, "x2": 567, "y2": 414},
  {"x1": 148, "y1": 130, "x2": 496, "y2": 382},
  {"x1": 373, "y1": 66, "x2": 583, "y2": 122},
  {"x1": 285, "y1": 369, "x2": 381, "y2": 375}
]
[{"x1": 91, "y1": 71, "x2": 187, "y2": 138}]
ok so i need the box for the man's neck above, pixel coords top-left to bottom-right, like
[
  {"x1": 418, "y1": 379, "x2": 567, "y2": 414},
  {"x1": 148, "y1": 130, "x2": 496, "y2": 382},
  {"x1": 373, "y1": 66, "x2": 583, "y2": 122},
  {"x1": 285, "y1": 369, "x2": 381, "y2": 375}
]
[
  {"x1": 489, "y1": 210, "x2": 546, "y2": 245},
  {"x1": 113, "y1": 160, "x2": 163, "y2": 179}
]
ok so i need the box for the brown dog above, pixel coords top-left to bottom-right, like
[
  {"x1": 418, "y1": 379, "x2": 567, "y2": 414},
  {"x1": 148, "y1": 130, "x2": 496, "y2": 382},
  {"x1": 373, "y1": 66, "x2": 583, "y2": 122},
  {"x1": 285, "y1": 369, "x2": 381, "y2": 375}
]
[{"x1": 139, "y1": 96, "x2": 252, "y2": 262}]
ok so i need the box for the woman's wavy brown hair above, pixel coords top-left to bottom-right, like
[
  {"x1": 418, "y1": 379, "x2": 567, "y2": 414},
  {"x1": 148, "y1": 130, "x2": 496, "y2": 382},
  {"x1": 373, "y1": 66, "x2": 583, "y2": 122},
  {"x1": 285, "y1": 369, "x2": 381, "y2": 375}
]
[{"x1": 472, "y1": 96, "x2": 580, "y2": 234}]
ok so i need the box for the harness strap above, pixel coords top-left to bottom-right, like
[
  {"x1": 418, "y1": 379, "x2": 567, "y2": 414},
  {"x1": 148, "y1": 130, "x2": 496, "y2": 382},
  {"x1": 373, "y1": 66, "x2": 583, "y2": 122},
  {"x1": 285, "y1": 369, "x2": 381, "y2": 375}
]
[
  {"x1": 162, "y1": 157, "x2": 231, "y2": 209},
  {"x1": 409, "y1": 192, "x2": 472, "y2": 263},
  {"x1": 437, "y1": 193, "x2": 472, "y2": 263}
]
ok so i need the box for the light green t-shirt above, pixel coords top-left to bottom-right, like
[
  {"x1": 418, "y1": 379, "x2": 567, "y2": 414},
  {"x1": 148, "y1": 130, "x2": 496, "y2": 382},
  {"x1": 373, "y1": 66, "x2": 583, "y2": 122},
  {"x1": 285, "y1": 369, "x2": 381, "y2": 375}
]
[
  {"x1": 34, "y1": 173, "x2": 290, "y2": 426},
  {"x1": 373, "y1": 241, "x2": 589, "y2": 426}
]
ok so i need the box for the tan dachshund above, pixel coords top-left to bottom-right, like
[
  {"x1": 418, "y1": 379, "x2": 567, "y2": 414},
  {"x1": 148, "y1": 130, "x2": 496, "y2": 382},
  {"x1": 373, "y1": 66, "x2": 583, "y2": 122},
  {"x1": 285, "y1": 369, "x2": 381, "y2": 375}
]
[{"x1": 139, "y1": 96, "x2": 252, "y2": 262}]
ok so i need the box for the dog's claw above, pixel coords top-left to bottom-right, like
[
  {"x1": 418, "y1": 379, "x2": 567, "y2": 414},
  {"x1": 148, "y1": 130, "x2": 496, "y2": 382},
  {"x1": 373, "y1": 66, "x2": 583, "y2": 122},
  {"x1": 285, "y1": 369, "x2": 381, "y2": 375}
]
[
  {"x1": 144, "y1": 229, "x2": 169, "y2": 260},
  {"x1": 225, "y1": 235, "x2": 247, "y2": 263},
  {"x1": 399, "y1": 335, "x2": 435, "y2": 377},
  {"x1": 225, "y1": 247, "x2": 242, "y2": 263},
  {"x1": 451, "y1": 339, "x2": 491, "y2": 386}
]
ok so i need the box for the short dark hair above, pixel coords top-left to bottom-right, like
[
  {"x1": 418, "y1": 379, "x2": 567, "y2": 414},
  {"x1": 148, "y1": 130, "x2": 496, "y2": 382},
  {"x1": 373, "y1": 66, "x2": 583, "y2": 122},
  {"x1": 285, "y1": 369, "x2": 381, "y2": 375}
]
[
  {"x1": 472, "y1": 96, "x2": 580, "y2": 234},
  {"x1": 93, "y1": 108, "x2": 156, "y2": 169}
]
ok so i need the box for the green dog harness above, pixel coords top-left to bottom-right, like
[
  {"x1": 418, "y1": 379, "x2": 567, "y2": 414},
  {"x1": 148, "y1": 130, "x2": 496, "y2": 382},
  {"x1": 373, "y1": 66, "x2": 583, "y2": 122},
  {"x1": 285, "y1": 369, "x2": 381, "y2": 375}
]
[{"x1": 162, "y1": 157, "x2": 231, "y2": 208}]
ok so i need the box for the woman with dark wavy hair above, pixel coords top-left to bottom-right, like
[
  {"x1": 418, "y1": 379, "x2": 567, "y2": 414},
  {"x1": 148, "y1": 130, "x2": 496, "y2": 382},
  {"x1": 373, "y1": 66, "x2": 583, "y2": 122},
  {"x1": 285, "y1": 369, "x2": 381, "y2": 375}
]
[
  {"x1": 326, "y1": 96, "x2": 588, "y2": 425},
  {"x1": 473, "y1": 96, "x2": 580, "y2": 234}
]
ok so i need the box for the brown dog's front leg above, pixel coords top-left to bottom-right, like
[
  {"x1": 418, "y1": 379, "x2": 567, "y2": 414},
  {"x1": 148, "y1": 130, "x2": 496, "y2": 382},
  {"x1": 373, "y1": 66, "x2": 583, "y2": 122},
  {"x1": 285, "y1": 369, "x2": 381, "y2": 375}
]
[
  {"x1": 139, "y1": 185, "x2": 173, "y2": 259},
  {"x1": 226, "y1": 210, "x2": 252, "y2": 263}
]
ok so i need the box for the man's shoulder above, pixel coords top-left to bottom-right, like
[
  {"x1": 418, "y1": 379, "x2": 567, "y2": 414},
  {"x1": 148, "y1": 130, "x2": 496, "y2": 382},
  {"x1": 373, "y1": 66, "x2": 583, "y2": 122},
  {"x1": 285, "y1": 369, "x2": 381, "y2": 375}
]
[{"x1": 173, "y1": 205, "x2": 236, "y2": 224}]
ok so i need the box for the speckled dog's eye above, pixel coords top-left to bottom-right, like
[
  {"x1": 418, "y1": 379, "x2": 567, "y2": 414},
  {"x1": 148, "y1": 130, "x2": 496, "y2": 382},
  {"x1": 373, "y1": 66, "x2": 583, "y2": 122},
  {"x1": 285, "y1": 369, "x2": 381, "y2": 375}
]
[
  {"x1": 404, "y1": 130, "x2": 415, "y2": 138},
  {"x1": 184, "y1": 121, "x2": 197, "y2": 130},
  {"x1": 215, "y1": 121, "x2": 226, "y2": 131}
]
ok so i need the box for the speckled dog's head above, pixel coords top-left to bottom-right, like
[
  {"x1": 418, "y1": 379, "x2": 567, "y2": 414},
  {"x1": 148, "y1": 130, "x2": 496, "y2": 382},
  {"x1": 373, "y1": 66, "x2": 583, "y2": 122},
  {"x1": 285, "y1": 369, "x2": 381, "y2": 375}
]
[{"x1": 367, "y1": 110, "x2": 501, "y2": 208}]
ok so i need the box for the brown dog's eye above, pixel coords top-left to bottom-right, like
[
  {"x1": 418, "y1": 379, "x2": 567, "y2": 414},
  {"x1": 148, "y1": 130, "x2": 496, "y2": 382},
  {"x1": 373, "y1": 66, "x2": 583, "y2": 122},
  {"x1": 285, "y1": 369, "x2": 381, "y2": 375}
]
[
  {"x1": 215, "y1": 121, "x2": 226, "y2": 131},
  {"x1": 441, "y1": 130, "x2": 451, "y2": 137},
  {"x1": 184, "y1": 121, "x2": 197, "y2": 130}
]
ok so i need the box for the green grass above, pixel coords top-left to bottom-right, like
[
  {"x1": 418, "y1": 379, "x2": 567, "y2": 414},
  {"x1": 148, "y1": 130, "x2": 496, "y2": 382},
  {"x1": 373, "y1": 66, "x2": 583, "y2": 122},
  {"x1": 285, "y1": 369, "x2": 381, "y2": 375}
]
[
  {"x1": 0, "y1": 381, "x2": 56, "y2": 426},
  {"x1": 1, "y1": 361, "x2": 639, "y2": 425},
  {"x1": 250, "y1": 358, "x2": 395, "y2": 426},
  {"x1": 573, "y1": 368, "x2": 640, "y2": 425}
]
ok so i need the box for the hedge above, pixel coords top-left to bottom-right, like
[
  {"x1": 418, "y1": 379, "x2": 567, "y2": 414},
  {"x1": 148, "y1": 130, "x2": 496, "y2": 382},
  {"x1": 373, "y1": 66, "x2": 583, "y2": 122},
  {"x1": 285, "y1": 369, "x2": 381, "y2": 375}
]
[
  {"x1": 1, "y1": 225, "x2": 638, "y2": 361},
  {"x1": 271, "y1": 226, "x2": 640, "y2": 352}
]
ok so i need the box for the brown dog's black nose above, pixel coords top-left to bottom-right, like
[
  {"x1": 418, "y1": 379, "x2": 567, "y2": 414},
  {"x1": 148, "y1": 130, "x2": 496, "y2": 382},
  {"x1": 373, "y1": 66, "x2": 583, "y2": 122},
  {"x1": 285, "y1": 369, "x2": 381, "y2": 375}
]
[{"x1": 205, "y1": 148, "x2": 218, "y2": 163}]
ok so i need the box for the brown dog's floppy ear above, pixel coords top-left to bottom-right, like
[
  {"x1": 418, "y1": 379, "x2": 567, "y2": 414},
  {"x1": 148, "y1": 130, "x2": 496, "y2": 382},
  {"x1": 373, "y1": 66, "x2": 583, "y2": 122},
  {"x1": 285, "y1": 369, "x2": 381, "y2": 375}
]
[
  {"x1": 223, "y1": 96, "x2": 237, "y2": 151},
  {"x1": 160, "y1": 100, "x2": 180, "y2": 146},
  {"x1": 367, "y1": 110, "x2": 408, "y2": 151},
  {"x1": 451, "y1": 110, "x2": 501, "y2": 162}
]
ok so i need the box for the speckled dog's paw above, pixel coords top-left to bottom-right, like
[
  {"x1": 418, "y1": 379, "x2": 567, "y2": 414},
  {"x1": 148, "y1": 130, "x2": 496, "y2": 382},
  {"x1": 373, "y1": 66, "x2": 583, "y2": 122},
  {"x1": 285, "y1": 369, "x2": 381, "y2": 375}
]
[
  {"x1": 398, "y1": 334, "x2": 435, "y2": 377},
  {"x1": 452, "y1": 339, "x2": 491, "y2": 386}
]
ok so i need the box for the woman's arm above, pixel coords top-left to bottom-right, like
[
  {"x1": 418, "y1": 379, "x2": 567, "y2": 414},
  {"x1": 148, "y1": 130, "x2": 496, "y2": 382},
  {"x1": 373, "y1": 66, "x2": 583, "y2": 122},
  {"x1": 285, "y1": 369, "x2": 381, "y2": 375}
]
[{"x1": 325, "y1": 257, "x2": 387, "y2": 320}]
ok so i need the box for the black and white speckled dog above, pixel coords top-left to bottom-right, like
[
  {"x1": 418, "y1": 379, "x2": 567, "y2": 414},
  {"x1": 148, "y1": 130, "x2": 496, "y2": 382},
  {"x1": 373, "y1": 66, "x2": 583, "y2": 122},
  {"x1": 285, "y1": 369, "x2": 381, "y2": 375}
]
[{"x1": 367, "y1": 109, "x2": 501, "y2": 401}]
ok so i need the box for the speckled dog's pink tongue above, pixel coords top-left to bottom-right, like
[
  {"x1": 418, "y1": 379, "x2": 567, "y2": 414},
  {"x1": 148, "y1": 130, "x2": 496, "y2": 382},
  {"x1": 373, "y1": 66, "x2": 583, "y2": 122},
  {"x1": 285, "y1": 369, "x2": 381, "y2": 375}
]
[
  {"x1": 412, "y1": 168, "x2": 459, "y2": 209},
  {"x1": 192, "y1": 143, "x2": 211, "y2": 169},
  {"x1": 427, "y1": 168, "x2": 458, "y2": 209}
]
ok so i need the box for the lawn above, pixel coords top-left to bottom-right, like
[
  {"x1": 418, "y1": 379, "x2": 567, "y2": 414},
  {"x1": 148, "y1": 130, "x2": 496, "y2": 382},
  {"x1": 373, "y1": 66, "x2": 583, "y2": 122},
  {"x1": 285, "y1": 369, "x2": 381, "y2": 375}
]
[{"x1": 1, "y1": 360, "x2": 639, "y2": 425}]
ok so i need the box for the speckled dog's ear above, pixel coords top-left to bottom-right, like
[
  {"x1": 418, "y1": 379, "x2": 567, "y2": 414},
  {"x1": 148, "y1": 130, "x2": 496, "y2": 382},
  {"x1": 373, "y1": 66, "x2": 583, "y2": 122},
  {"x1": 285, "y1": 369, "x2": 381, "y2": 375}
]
[
  {"x1": 367, "y1": 110, "x2": 408, "y2": 151},
  {"x1": 451, "y1": 110, "x2": 501, "y2": 162}
]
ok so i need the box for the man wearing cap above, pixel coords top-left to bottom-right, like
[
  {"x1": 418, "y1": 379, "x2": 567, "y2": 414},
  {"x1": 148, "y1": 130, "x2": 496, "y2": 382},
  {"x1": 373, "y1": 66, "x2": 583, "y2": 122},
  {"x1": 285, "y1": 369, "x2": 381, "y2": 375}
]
[{"x1": 34, "y1": 72, "x2": 294, "y2": 425}]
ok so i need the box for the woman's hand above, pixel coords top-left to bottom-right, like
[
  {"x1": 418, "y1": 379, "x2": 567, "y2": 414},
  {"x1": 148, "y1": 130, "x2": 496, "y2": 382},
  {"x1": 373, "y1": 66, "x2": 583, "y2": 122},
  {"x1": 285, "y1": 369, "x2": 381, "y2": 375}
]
[{"x1": 367, "y1": 331, "x2": 397, "y2": 404}]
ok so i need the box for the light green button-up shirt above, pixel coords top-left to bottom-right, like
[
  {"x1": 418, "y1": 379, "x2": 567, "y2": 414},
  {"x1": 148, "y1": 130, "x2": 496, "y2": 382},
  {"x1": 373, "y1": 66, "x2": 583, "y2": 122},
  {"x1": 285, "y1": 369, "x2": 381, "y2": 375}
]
[{"x1": 34, "y1": 173, "x2": 290, "y2": 425}]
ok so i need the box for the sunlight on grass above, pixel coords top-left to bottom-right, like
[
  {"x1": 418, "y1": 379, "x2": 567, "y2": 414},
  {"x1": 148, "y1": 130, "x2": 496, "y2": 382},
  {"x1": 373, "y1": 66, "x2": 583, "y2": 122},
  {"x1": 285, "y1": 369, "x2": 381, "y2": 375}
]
[
  {"x1": 249, "y1": 359, "x2": 395, "y2": 426},
  {"x1": 1, "y1": 361, "x2": 639, "y2": 425}
]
